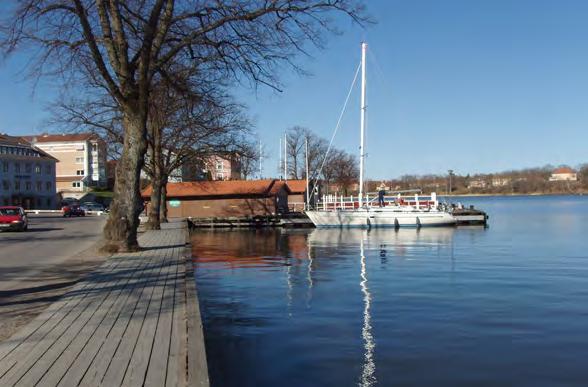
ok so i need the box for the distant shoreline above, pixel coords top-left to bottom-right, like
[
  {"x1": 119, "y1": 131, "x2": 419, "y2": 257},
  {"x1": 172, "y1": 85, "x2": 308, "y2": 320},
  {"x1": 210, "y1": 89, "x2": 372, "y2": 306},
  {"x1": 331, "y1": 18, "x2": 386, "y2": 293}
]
[{"x1": 439, "y1": 192, "x2": 587, "y2": 198}]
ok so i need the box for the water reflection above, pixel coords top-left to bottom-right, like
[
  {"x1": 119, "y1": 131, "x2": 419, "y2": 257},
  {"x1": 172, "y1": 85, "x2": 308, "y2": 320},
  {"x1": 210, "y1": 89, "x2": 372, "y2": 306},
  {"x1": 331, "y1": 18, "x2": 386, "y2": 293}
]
[
  {"x1": 194, "y1": 197, "x2": 588, "y2": 387},
  {"x1": 359, "y1": 233, "x2": 376, "y2": 386},
  {"x1": 307, "y1": 227, "x2": 457, "y2": 258},
  {"x1": 192, "y1": 226, "x2": 491, "y2": 387}
]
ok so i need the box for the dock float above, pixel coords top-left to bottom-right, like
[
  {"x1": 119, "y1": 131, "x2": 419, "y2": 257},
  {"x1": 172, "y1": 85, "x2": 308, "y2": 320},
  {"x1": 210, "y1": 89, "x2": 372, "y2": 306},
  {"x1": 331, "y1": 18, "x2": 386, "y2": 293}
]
[{"x1": 0, "y1": 221, "x2": 208, "y2": 387}]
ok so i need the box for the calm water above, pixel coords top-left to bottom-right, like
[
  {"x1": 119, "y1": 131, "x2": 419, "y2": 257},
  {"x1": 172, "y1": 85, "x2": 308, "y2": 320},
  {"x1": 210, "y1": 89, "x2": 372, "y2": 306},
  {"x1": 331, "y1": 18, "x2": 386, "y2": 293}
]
[{"x1": 192, "y1": 196, "x2": 588, "y2": 387}]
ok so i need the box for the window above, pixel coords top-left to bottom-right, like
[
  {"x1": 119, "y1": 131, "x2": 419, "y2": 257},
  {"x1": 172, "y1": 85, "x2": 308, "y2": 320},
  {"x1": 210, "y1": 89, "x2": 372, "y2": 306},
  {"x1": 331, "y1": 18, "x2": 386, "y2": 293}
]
[
  {"x1": 92, "y1": 143, "x2": 98, "y2": 152},
  {"x1": 2, "y1": 162, "x2": 8, "y2": 173},
  {"x1": 216, "y1": 173, "x2": 224, "y2": 180},
  {"x1": 45, "y1": 165, "x2": 52, "y2": 174},
  {"x1": 35, "y1": 164, "x2": 41, "y2": 174},
  {"x1": 47, "y1": 198, "x2": 52, "y2": 207},
  {"x1": 216, "y1": 162, "x2": 223, "y2": 171},
  {"x1": 25, "y1": 181, "x2": 32, "y2": 191},
  {"x1": 2, "y1": 181, "x2": 8, "y2": 190},
  {"x1": 25, "y1": 163, "x2": 32, "y2": 173},
  {"x1": 72, "y1": 181, "x2": 81, "y2": 188},
  {"x1": 14, "y1": 181, "x2": 20, "y2": 191},
  {"x1": 76, "y1": 170, "x2": 85, "y2": 176},
  {"x1": 14, "y1": 163, "x2": 20, "y2": 173},
  {"x1": 46, "y1": 182, "x2": 52, "y2": 191},
  {"x1": 75, "y1": 156, "x2": 84, "y2": 164},
  {"x1": 36, "y1": 182, "x2": 42, "y2": 192}
]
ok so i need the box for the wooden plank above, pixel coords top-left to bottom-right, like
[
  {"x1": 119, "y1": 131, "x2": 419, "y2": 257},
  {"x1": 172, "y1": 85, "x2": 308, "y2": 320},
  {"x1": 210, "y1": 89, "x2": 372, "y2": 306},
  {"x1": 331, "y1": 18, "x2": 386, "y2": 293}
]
[
  {"x1": 166, "y1": 246, "x2": 188, "y2": 387},
  {"x1": 145, "y1": 247, "x2": 180, "y2": 387},
  {"x1": 0, "y1": 257, "x2": 120, "y2": 363},
  {"x1": 0, "y1": 223, "x2": 200, "y2": 387},
  {"x1": 100, "y1": 239, "x2": 170, "y2": 386},
  {"x1": 56, "y1": 233, "x2": 164, "y2": 387},
  {"x1": 1, "y1": 255, "x2": 142, "y2": 386},
  {"x1": 30, "y1": 250, "x2": 151, "y2": 387},
  {"x1": 123, "y1": 241, "x2": 177, "y2": 386},
  {"x1": 185, "y1": 241, "x2": 210, "y2": 387},
  {"x1": 13, "y1": 253, "x2": 145, "y2": 386},
  {"x1": 0, "y1": 257, "x2": 125, "y2": 380},
  {"x1": 79, "y1": 232, "x2": 169, "y2": 386}
]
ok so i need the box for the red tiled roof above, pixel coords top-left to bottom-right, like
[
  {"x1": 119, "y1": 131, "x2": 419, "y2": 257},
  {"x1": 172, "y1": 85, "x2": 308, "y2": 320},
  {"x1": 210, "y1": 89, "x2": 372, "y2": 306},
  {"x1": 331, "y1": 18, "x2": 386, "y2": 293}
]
[
  {"x1": 286, "y1": 179, "x2": 307, "y2": 194},
  {"x1": 142, "y1": 179, "x2": 290, "y2": 198},
  {"x1": 553, "y1": 167, "x2": 575, "y2": 174},
  {"x1": 22, "y1": 133, "x2": 100, "y2": 143}
]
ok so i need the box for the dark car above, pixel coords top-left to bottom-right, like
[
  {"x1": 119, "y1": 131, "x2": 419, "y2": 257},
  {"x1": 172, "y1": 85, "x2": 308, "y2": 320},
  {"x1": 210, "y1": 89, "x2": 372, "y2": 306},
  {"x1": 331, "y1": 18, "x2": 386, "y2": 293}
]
[
  {"x1": 62, "y1": 204, "x2": 85, "y2": 217},
  {"x1": 80, "y1": 202, "x2": 105, "y2": 212},
  {"x1": 0, "y1": 206, "x2": 28, "y2": 231}
]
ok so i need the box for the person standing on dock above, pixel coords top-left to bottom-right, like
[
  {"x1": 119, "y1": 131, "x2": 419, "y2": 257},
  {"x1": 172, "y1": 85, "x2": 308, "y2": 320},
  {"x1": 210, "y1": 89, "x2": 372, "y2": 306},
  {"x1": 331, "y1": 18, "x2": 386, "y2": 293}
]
[{"x1": 378, "y1": 182, "x2": 386, "y2": 207}]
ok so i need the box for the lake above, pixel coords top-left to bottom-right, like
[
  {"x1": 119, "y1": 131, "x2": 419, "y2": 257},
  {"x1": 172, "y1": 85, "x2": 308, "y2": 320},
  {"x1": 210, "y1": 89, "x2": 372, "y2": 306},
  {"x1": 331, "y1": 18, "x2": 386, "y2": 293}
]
[{"x1": 192, "y1": 196, "x2": 588, "y2": 387}]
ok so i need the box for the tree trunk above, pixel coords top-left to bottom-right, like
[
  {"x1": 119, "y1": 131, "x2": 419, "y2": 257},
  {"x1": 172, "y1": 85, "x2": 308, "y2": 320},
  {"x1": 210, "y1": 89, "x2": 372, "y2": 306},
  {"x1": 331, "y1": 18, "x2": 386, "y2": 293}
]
[
  {"x1": 146, "y1": 174, "x2": 162, "y2": 230},
  {"x1": 101, "y1": 109, "x2": 147, "y2": 253},
  {"x1": 145, "y1": 111, "x2": 164, "y2": 230},
  {"x1": 159, "y1": 174, "x2": 168, "y2": 223}
]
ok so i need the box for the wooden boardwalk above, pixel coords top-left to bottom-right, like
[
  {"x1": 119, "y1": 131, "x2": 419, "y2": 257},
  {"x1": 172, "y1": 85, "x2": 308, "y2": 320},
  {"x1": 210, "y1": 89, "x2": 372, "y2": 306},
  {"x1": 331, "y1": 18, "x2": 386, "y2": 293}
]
[{"x1": 0, "y1": 221, "x2": 208, "y2": 387}]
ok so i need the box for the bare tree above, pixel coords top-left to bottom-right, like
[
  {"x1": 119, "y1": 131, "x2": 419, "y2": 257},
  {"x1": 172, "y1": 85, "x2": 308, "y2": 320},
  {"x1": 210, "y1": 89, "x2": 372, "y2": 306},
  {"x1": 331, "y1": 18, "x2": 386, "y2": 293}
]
[
  {"x1": 1, "y1": 1, "x2": 369, "y2": 252},
  {"x1": 285, "y1": 126, "x2": 312, "y2": 179}
]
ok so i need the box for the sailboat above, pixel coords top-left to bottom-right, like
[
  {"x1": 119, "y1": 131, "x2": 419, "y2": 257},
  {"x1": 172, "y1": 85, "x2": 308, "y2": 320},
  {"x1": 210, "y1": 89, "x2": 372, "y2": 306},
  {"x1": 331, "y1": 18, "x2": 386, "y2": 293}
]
[{"x1": 305, "y1": 43, "x2": 456, "y2": 228}]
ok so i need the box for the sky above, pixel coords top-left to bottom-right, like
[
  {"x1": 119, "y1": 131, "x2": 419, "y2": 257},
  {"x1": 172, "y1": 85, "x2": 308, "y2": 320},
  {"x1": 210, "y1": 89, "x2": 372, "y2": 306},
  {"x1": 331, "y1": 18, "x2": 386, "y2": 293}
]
[{"x1": 2, "y1": 0, "x2": 588, "y2": 179}]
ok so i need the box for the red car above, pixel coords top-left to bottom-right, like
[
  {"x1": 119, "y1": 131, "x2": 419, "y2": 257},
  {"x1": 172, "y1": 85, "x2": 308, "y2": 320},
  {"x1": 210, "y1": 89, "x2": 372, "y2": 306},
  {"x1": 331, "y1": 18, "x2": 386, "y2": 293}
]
[
  {"x1": 62, "y1": 204, "x2": 86, "y2": 217},
  {"x1": 0, "y1": 206, "x2": 28, "y2": 232}
]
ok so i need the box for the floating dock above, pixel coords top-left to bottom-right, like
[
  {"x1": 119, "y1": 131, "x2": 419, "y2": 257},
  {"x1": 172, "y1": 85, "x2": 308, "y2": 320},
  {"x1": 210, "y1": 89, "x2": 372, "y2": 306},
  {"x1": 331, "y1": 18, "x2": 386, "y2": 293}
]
[{"x1": 451, "y1": 206, "x2": 489, "y2": 226}]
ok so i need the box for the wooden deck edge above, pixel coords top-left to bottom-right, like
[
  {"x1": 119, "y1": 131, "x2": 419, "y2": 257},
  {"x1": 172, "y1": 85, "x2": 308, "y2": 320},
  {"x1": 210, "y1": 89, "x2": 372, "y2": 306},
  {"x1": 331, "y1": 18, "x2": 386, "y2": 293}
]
[{"x1": 183, "y1": 222, "x2": 210, "y2": 387}]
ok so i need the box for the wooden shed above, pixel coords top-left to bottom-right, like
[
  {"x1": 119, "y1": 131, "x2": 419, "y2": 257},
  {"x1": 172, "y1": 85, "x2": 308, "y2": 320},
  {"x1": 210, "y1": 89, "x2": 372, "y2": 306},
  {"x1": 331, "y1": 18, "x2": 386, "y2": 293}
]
[
  {"x1": 285, "y1": 179, "x2": 307, "y2": 212},
  {"x1": 142, "y1": 179, "x2": 291, "y2": 219}
]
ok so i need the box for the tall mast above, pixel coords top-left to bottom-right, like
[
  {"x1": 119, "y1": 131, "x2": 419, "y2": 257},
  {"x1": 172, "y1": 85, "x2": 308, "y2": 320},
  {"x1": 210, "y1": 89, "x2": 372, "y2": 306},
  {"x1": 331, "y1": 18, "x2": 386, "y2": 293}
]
[
  {"x1": 284, "y1": 132, "x2": 288, "y2": 181},
  {"x1": 358, "y1": 42, "x2": 367, "y2": 207},
  {"x1": 305, "y1": 136, "x2": 310, "y2": 210},
  {"x1": 279, "y1": 137, "x2": 282, "y2": 179},
  {"x1": 259, "y1": 140, "x2": 262, "y2": 178}
]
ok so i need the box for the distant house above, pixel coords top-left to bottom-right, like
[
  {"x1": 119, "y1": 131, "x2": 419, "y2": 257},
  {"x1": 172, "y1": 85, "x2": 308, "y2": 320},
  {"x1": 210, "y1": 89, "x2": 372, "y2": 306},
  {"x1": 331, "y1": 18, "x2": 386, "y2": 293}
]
[
  {"x1": 491, "y1": 177, "x2": 510, "y2": 187},
  {"x1": 141, "y1": 179, "x2": 290, "y2": 218},
  {"x1": 467, "y1": 178, "x2": 487, "y2": 189},
  {"x1": 549, "y1": 167, "x2": 577, "y2": 182}
]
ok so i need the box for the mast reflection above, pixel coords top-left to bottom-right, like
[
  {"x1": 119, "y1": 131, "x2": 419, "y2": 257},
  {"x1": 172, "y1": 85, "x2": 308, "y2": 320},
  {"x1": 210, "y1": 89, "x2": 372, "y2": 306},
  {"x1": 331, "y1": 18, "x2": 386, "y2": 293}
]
[{"x1": 359, "y1": 233, "x2": 376, "y2": 386}]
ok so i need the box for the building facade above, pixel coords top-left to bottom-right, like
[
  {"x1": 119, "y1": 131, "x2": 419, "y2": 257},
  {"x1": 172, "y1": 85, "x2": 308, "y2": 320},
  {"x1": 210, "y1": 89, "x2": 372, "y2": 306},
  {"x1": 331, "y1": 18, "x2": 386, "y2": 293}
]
[
  {"x1": 142, "y1": 179, "x2": 290, "y2": 218},
  {"x1": 549, "y1": 167, "x2": 577, "y2": 182},
  {"x1": 0, "y1": 134, "x2": 57, "y2": 209},
  {"x1": 23, "y1": 133, "x2": 108, "y2": 193}
]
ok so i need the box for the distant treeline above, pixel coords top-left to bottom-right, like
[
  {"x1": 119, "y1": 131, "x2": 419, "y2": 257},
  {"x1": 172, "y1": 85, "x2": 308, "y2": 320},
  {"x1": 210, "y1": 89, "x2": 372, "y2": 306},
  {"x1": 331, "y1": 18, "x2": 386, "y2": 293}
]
[{"x1": 365, "y1": 164, "x2": 588, "y2": 195}]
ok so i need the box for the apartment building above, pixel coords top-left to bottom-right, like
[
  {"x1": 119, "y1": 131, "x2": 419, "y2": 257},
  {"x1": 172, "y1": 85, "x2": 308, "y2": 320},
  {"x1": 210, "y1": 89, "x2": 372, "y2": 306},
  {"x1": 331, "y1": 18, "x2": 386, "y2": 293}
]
[
  {"x1": 0, "y1": 134, "x2": 57, "y2": 209},
  {"x1": 164, "y1": 153, "x2": 242, "y2": 182},
  {"x1": 23, "y1": 133, "x2": 108, "y2": 193},
  {"x1": 206, "y1": 154, "x2": 242, "y2": 181}
]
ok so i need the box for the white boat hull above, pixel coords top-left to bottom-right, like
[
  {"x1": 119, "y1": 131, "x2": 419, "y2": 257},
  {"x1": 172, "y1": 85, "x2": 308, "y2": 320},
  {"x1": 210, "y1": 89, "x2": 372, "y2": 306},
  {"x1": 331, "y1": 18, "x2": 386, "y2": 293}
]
[{"x1": 305, "y1": 208, "x2": 456, "y2": 228}]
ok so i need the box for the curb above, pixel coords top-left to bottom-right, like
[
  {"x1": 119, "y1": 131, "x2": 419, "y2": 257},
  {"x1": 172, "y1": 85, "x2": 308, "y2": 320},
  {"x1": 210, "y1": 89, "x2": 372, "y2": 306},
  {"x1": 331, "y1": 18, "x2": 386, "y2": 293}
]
[{"x1": 183, "y1": 223, "x2": 210, "y2": 386}]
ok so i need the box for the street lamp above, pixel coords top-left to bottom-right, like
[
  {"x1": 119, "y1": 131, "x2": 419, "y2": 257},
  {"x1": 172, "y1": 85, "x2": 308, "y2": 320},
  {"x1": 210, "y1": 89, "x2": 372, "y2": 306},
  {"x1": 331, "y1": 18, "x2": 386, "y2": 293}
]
[{"x1": 448, "y1": 169, "x2": 454, "y2": 195}]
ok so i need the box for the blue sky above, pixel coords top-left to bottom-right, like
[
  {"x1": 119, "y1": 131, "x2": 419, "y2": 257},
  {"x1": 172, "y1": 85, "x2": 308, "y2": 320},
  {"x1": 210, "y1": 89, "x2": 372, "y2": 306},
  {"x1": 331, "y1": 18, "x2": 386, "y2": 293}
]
[{"x1": 2, "y1": 1, "x2": 588, "y2": 179}]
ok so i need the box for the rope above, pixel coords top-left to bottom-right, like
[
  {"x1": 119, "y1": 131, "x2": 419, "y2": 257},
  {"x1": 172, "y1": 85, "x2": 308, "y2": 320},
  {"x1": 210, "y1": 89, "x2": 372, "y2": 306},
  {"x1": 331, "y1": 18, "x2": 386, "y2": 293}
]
[{"x1": 309, "y1": 60, "x2": 362, "y2": 204}]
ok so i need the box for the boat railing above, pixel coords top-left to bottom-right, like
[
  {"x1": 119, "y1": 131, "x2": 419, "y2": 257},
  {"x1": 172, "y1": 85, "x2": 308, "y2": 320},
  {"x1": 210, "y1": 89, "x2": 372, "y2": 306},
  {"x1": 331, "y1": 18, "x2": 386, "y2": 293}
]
[{"x1": 316, "y1": 192, "x2": 440, "y2": 211}]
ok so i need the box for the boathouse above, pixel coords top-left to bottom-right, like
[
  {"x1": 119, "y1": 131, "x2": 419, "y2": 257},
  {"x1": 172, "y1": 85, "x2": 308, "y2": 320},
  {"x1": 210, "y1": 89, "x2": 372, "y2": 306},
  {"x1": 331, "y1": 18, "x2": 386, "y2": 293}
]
[
  {"x1": 286, "y1": 179, "x2": 307, "y2": 212},
  {"x1": 142, "y1": 179, "x2": 291, "y2": 218}
]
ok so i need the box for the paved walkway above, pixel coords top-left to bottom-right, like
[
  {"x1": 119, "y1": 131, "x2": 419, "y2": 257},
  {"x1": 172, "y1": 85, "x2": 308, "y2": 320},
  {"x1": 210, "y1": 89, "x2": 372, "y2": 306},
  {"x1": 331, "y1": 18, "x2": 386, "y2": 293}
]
[{"x1": 0, "y1": 221, "x2": 208, "y2": 387}]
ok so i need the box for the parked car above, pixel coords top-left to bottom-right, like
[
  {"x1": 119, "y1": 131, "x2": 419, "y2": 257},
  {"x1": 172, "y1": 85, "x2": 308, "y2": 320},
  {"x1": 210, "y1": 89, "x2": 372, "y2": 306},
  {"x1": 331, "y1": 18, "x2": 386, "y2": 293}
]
[
  {"x1": 80, "y1": 202, "x2": 105, "y2": 212},
  {"x1": 62, "y1": 204, "x2": 85, "y2": 217},
  {"x1": 0, "y1": 206, "x2": 28, "y2": 231}
]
